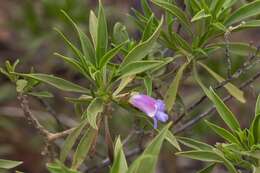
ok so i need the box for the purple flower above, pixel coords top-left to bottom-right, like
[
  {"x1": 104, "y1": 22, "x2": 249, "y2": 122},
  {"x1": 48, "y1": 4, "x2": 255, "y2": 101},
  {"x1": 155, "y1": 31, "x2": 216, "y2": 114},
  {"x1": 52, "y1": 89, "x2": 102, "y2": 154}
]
[{"x1": 129, "y1": 94, "x2": 168, "y2": 128}]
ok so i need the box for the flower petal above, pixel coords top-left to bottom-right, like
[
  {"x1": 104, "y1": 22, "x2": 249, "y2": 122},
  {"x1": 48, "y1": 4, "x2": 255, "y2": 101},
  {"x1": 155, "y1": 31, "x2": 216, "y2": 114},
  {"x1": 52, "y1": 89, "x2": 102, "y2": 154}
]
[
  {"x1": 155, "y1": 111, "x2": 168, "y2": 122},
  {"x1": 155, "y1": 99, "x2": 165, "y2": 112},
  {"x1": 129, "y1": 94, "x2": 157, "y2": 117},
  {"x1": 153, "y1": 117, "x2": 158, "y2": 129}
]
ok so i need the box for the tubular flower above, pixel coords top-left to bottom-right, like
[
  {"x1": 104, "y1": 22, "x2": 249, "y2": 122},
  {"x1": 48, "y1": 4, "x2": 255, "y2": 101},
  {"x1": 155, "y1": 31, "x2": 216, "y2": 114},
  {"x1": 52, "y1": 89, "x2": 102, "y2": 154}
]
[{"x1": 129, "y1": 94, "x2": 168, "y2": 128}]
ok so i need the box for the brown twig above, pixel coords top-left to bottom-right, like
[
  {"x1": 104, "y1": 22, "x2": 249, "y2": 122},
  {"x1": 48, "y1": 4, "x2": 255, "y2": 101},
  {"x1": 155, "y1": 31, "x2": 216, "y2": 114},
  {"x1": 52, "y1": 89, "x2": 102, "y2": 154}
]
[
  {"x1": 36, "y1": 97, "x2": 64, "y2": 130},
  {"x1": 173, "y1": 47, "x2": 260, "y2": 125},
  {"x1": 17, "y1": 94, "x2": 76, "y2": 142},
  {"x1": 174, "y1": 71, "x2": 260, "y2": 134}
]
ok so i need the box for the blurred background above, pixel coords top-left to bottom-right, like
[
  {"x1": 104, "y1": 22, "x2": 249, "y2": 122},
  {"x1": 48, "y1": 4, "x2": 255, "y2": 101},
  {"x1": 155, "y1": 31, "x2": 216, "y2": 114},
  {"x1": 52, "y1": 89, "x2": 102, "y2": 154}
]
[{"x1": 0, "y1": 0, "x2": 259, "y2": 173}]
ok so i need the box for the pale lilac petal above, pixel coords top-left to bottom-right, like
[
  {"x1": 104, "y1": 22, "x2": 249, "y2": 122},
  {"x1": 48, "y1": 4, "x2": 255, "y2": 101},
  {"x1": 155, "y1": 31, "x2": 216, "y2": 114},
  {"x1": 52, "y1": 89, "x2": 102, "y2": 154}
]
[
  {"x1": 155, "y1": 99, "x2": 165, "y2": 111},
  {"x1": 155, "y1": 111, "x2": 168, "y2": 122},
  {"x1": 129, "y1": 94, "x2": 156, "y2": 117},
  {"x1": 129, "y1": 94, "x2": 169, "y2": 129},
  {"x1": 153, "y1": 117, "x2": 158, "y2": 129}
]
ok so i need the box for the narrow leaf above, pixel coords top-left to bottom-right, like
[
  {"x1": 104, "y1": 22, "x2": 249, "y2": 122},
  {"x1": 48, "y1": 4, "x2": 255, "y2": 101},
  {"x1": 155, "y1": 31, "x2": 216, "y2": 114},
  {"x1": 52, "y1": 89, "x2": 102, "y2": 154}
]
[
  {"x1": 250, "y1": 95, "x2": 260, "y2": 143},
  {"x1": 83, "y1": 98, "x2": 104, "y2": 129},
  {"x1": 127, "y1": 123, "x2": 171, "y2": 173},
  {"x1": 197, "y1": 163, "x2": 216, "y2": 173},
  {"x1": 166, "y1": 130, "x2": 181, "y2": 151},
  {"x1": 165, "y1": 62, "x2": 189, "y2": 112},
  {"x1": 209, "y1": 88, "x2": 240, "y2": 131},
  {"x1": 99, "y1": 41, "x2": 127, "y2": 68},
  {"x1": 28, "y1": 91, "x2": 54, "y2": 98},
  {"x1": 71, "y1": 127, "x2": 97, "y2": 169},
  {"x1": 176, "y1": 150, "x2": 223, "y2": 162},
  {"x1": 0, "y1": 159, "x2": 22, "y2": 169},
  {"x1": 121, "y1": 17, "x2": 163, "y2": 66},
  {"x1": 89, "y1": 10, "x2": 98, "y2": 49},
  {"x1": 54, "y1": 53, "x2": 87, "y2": 76},
  {"x1": 191, "y1": 9, "x2": 211, "y2": 22},
  {"x1": 205, "y1": 120, "x2": 239, "y2": 144},
  {"x1": 119, "y1": 60, "x2": 163, "y2": 78},
  {"x1": 144, "y1": 75, "x2": 152, "y2": 96},
  {"x1": 17, "y1": 73, "x2": 90, "y2": 94},
  {"x1": 96, "y1": 0, "x2": 108, "y2": 62},
  {"x1": 177, "y1": 137, "x2": 214, "y2": 150},
  {"x1": 152, "y1": 0, "x2": 191, "y2": 33},
  {"x1": 199, "y1": 62, "x2": 245, "y2": 103},
  {"x1": 225, "y1": 1, "x2": 260, "y2": 26},
  {"x1": 113, "y1": 75, "x2": 135, "y2": 96},
  {"x1": 110, "y1": 137, "x2": 128, "y2": 173},
  {"x1": 60, "y1": 120, "x2": 88, "y2": 162},
  {"x1": 61, "y1": 10, "x2": 95, "y2": 65}
]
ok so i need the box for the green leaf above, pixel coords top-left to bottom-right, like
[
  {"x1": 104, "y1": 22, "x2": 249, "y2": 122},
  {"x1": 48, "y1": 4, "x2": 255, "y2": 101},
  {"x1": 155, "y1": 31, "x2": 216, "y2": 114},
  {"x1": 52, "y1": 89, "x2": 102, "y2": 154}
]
[
  {"x1": 60, "y1": 120, "x2": 88, "y2": 163},
  {"x1": 113, "y1": 22, "x2": 129, "y2": 45},
  {"x1": 176, "y1": 150, "x2": 223, "y2": 162},
  {"x1": 16, "y1": 79, "x2": 28, "y2": 93},
  {"x1": 198, "y1": 62, "x2": 245, "y2": 103},
  {"x1": 89, "y1": 10, "x2": 98, "y2": 49},
  {"x1": 54, "y1": 53, "x2": 88, "y2": 76},
  {"x1": 127, "y1": 155, "x2": 155, "y2": 173},
  {"x1": 113, "y1": 75, "x2": 135, "y2": 96},
  {"x1": 127, "y1": 123, "x2": 171, "y2": 173},
  {"x1": 152, "y1": 0, "x2": 191, "y2": 33},
  {"x1": 99, "y1": 41, "x2": 127, "y2": 68},
  {"x1": 165, "y1": 62, "x2": 189, "y2": 112},
  {"x1": 71, "y1": 127, "x2": 97, "y2": 169},
  {"x1": 120, "y1": 17, "x2": 163, "y2": 66},
  {"x1": 250, "y1": 95, "x2": 260, "y2": 143},
  {"x1": 209, "y1": 42, "x2": 258, "y2": 57},
  {"x1": 170, "y1": 33, "x2": 192, "y2": 55},
  {"x1": 176, "y1": 150, "x2": 238, "y2": 173},
  {"x1": 143, "y1": 75, "x2": 152, "y2": 96},
  {"x1": 166, "y1": 130, "x2": 181, "y2": 151},
  {"x1": 141, "y1": 14, "x2": 155, "y2": 42},
  {"x1": 28, "y1": 91, "x2": 54, "y2": 98},
  {"x1": 119, "y1": 60, "x2": 163, "y2": 78},
  {"x1": 54, "y1": 28, "x2": 87, "y2": 66},
  {"x1": 177, "y1": 137, "x2": 213, "y2": 150},
  {"x1": 47, "y1": 161, "x2": 79, "y2": 173},
  {"x1": 61, "y1": 10, "x2": 95, "y2": 65},
  {"x1": 141, "y1": 0, "x2": 153, "y2": 17},
  {"x1": 191, "y1": 9, "x2": 211, "y2": 22},
  {"x1": 17, "y1": 73, "x2": 90, "y2": 94},
  {"x1": 110, "y1": 137, "x2": 128, "y2": 173},
  {"x1": 253, "y1": 166, "x2": 260, "y2": 173},
  {"x1": 205, "y1": 120, "x2": 239, "y2": 144},
  {"x1": 83, "y1": 98, "x2": 104, "y2": 129},
  {"x1": 210, "y1": 0, "x2": 225, "y2": 15},
  {"x1": 209, "y1": 88, "x2": 240, "y2": 131},
  {"x1": 237, "y1": 20, "x2": 260, "y2": 30},
  {"x1": 197, "y1": 163, "x2": 216, "y2": 173},
  {"x1": 256, "y1": 94, "x2": 260, "y2": 116},
  {"x1": 0, "y1": 159, "x2": 22, "y2": 169},
  {"x1": 224, "y1": 0, "x2": 260, "y2": 26},
  {"x1": 96, "y1": 0, "x2": 108, "y2": 62}
]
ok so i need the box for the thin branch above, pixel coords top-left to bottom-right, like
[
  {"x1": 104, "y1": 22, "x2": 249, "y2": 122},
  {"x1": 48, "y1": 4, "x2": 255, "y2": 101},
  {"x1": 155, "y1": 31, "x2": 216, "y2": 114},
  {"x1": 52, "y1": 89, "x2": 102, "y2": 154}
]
[
  {"x1": 48, "y1": 128, "x2": 76, "y2": 141},
  {"x1": 37, "y1": 97, "x2": 64, "y2": 130},
  {"x1": 224, "y1": 30, "x2": 232, "y2": 78},
  {"x1": 18, "y1": 94, "x2": 50, "y2": 138},
  {"x1": 81, "y1": 71, "x2": 260, "y2": 172},
  {"x1": 0, "y1": 106, "x2": 77, "y2": 128},
  {"x1": 174, "y1": 71, "x2": 260, "y2": 134},
  {"x1": 17, "y1": 94, "x2": 76, "y2": 142},
  {"x1": 174, "y1": 48, "x2": 260, "y2": 125}
]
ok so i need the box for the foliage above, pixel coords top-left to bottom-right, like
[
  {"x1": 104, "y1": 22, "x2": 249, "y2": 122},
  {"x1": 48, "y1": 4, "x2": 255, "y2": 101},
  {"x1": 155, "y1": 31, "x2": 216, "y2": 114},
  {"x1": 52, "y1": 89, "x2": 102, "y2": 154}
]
[{"x1": 1, "y1": 0, "x2": 260, "y2": 172}]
